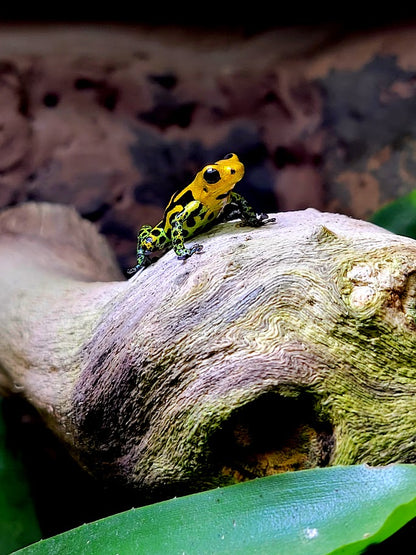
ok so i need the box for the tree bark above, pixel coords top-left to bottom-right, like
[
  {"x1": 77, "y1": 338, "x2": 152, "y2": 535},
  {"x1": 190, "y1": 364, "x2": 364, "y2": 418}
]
[{"x1": 0, "y1": 202, "x2": 415, "y2": 498}]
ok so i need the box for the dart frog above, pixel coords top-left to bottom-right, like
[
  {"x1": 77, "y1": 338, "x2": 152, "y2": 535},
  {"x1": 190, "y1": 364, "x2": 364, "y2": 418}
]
[{"x1": 128, "y1": 153, "x2": 275, "y2": 274}]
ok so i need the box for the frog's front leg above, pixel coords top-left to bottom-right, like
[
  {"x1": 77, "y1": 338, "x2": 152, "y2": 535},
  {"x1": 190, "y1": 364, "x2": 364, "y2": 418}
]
[
  {"x1": 229, "y1": 192, "x2": 276, "y2": 227},
  {"x1": 171, "y1": 202, "x2": 204, "y2": 260},
  {"x1": 127, "y1": 225, "x2": 154, "y2": 274}
]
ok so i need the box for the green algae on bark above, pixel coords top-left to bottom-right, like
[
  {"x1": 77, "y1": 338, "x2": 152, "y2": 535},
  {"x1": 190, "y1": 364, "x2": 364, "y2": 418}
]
[{"x1": 0, "y1": 202, "x2": 415, "y2": 498}]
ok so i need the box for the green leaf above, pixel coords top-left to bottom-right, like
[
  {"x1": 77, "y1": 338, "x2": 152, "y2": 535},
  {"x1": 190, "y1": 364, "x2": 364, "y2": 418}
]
[
  {"x1": 0, "y1": 399, "x2": 42, "y2": 555},
  {"x1": 370, "y1": 189, "x2": 416, "y2": 238},
  {"x1": 14, "y1": 464, "x2": 416, "y2": 554}
]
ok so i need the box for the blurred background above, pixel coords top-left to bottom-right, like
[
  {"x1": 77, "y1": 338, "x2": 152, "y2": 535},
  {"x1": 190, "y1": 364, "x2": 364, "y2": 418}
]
[
  {"x1": 2, "y1": 7, "x2": 416, "y2": 549},
  {"x1": 1, "y1": 9, "x2": 416, "y2": 272}
]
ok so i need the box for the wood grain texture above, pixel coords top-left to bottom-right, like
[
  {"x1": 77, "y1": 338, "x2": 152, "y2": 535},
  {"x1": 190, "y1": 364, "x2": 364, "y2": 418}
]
[{"x1": 0, "y1": 202, "x2": 415, "y2": 497}]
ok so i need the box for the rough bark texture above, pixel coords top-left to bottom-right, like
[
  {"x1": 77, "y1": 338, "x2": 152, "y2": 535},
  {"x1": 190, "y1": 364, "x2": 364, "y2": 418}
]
[
  {"x1": 2, "y1": 24, "x2": 416, "y2": 269},
  {"x1": 0, "y1": 202, "x2": 415, "y2": 499}
]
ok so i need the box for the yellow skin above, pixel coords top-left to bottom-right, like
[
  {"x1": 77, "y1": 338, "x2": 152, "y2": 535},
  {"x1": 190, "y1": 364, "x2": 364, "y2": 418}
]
[{"x1": 128, "y1": 153, "x2": 275, "y2": 273}]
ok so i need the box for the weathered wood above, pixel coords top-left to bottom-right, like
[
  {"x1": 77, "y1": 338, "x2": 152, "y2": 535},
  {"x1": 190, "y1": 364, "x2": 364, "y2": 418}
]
[{"x1": 0, "y1": 202, "x2": 415, "y2": 497}]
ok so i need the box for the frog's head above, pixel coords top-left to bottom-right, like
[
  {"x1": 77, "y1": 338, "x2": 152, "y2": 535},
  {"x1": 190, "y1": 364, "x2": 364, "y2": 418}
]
[{"x1": 197, "y1": 153, "x2": 245, "y2": 198}]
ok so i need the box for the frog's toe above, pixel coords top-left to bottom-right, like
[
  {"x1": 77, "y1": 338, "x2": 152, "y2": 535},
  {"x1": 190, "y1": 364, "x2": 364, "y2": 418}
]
[
  {"x1": 254, "y1": 213, "x2": 275, "y2": 225},
  {"x1": 192, "y1": 244, "x2": 204, "y2": 254},
  {"x1": 127, "y1": 264, "x2": 145, "y2": 275},
  {"x1": 241, "y1": 213, "x2": 276, "y2": 227},
  {"x1": 177, "y1": 244, "x2": 203, "y2": 260},
  {"x1": 261, "y1": 215, "x2": 276, "y2": 224}
]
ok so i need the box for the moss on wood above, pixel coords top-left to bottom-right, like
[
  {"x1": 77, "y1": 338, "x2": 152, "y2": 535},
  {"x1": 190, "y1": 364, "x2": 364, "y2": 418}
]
[{"x1": 0, "y1": 203, "x2": 415, "y2": 499}]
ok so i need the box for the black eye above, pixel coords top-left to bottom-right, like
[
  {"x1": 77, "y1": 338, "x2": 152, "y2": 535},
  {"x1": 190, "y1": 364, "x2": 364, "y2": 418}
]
[
  {"x1": 203, "y1": 168, "x2": 221, "y2": 184},
  {"x1": 223, "y1": 153, "x2": 233, "y2": 159}
]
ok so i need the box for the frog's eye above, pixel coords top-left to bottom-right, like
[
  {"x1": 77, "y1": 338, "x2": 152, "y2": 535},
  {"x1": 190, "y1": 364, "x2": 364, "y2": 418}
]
[
  {"x1": 203, "y1": 167, "x2": 221, "y2": 184},
  {"x1": 223, "y1": 153, "x2": 233, "y2": 159}
]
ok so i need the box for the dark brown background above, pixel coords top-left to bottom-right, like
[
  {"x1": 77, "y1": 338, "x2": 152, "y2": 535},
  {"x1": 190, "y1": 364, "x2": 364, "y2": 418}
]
[{"x1": 2, "y1": 12, "x2": 416, "y2": 272}]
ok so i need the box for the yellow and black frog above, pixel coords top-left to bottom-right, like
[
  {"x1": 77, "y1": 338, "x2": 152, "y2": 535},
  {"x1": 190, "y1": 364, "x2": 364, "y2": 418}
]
[{"x1": 128, "y1": 153, "x2": 275, "y2": 274}]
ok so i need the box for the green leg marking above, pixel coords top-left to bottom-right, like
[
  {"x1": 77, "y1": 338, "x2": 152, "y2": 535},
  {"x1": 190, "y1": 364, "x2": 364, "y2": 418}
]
[
  {"x1": 171, "y1": 214, "x2": 203, "y2": 260},
  {"x1": 127, "y1": 225, "x2": 154, "y2": 275},
  {"x1": 229, "y1": 192, "x2": 276, "y2": 227},
  {"x1": 138, "y1": 225, "x2": 153, "y2": 241}
]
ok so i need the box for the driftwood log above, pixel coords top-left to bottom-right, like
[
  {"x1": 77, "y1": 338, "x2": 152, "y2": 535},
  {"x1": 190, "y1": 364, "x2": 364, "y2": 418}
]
[{"x1": 0, "y1": 202, "x2": 415, "y2": 499}]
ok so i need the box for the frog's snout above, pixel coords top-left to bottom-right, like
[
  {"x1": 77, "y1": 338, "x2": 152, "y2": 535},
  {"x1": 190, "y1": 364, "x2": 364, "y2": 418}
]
[{"x1": 228, "y1": 161, "x2": 244, "y2": 182}]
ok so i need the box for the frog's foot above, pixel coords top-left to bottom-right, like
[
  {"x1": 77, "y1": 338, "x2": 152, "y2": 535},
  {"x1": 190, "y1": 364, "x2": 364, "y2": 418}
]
[
  {"x1": 127, "y1": 251, "x2": 154, "y2": 275},
  {"x1": 239, "y1": 213, "x2": 276, "y2": 228},
  {"x1": 127, "y1": 265, "x2": 142, "y2": 275},
  {"x1": 176, "y1": 244, "x2": 203, "y2": 260}
]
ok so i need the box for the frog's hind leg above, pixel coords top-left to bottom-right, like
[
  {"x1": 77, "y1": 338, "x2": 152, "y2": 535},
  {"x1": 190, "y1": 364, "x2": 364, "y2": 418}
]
[
  {"x1": 138, "y1": 225, "x2": 153, "y2": 241},
  {"x1": 127, "y1": 225, "x2": 153, "y2": 274},
  {"x1": 127, "y1": 247, "x2": 151, "y2": 274}
]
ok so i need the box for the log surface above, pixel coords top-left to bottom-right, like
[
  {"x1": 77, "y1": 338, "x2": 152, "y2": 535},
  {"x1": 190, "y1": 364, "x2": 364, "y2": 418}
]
[{"x1": 0, "y1": 202, "x2": 415, "y2": 497}]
